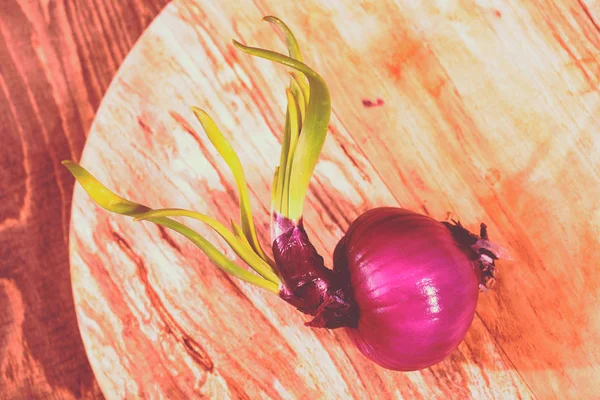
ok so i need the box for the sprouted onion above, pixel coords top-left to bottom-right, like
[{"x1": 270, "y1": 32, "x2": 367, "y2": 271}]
[{"x1": 63, "y1": 17, "x2": 507, "y2": 371}]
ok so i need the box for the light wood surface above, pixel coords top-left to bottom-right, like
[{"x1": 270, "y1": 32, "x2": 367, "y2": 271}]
[{"x1": 69, "y1": 0, "x2": 600, "y2": 398}]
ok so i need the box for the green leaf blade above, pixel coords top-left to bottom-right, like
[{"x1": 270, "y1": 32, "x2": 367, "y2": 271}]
[
  {"x1": 149, "y1": 216, "x2": 279, "y2": 293},
  {"x1": 62, "y1": 161, "x2": 279, "y2": 293},
  {"x1": 283, "y1": 89, "x2": 301, "y2": 215},
  {"x1": 62, "y1": 160, "x2": 150, "y2": 217},
  {"x1": 289, "y1": 71, "x2": 309, "y2": 120},
  {"x1": 135, "y1": 208, "x2": 279, "y2": 284},
  {"x1": 190, "y1": 107, "x2": 274, "y2": 265},
  {"x1": 232, "y1": 41, "x2": 331, "y2": 222},
  {"x1": 263, "y1": 16, "x2": 303, "y2": 62}
]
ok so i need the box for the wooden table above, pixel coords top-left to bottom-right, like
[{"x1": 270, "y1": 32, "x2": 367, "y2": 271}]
[
  {"x1": 3, "y1": 0, "x2": 600, "y2": 399},
  {"x1": 0, "y1": 1, "x2": 168, "y2": 398}
]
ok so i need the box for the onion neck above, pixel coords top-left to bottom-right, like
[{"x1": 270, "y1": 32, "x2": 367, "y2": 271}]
[{"x1": 271, "y1": 213, "x2": 359, "y2": 329}]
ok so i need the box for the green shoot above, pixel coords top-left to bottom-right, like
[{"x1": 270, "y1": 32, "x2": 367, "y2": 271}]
[
  {"x1": 233, "y1": 39, "x2": 331, "y2": 222},
  {"x1": 62, "y1": 161, "x2": 279, "y2": 293},
  {"x1": 134, "y1": 209, "x2": 279, "y2": 283},
  {"x1": 190, "y1": 107, "x2": 275, "y2": 267}
]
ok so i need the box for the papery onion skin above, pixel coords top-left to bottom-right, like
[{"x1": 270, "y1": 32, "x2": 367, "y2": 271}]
[
  {"x1": 272, "y1": 213, "x2": 359, "y2": 328},
  {"x1": 333, "y1": 207, "x2": 481, "y2": 371}
]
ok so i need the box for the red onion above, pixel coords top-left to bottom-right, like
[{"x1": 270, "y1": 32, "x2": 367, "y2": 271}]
[
  {"x1": 267, "y1": 207, "x2": 500, "y2": 371},
  {"x1": 63, "y1": 16, "x2": 505, "y2": 372},
  {"x1": 335, "y1": 207, "x2": 481, "y2": 371}
]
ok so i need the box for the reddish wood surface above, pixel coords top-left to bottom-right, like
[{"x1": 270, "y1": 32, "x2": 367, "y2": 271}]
[
  {"x1": 68, "y1": 0, "x2": 600, "y2": 399},
  {"x1": 0, "y1": 0, "x2": 168, "y2": 398}
]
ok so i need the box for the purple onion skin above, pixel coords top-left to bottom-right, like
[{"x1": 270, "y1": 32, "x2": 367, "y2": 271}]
[
  {"x1": 334, "y1": 207, "x2": 480, "y2": 371},
  {"x1": 272, "y1": 214, "x2": 359, "y2": 329}
]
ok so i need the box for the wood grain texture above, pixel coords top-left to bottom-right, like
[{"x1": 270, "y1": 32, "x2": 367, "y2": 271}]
[
  {"x1": 0, "y1": 0, "x2": 169, "y2": 398},
  {"x1": 69, "y1": 0, "x2": 599, "y2": 399}
]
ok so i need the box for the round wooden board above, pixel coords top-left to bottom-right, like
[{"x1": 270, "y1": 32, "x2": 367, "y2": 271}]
[{"x1": 69, "y1": 0, "x2": 600, "y2": 398}]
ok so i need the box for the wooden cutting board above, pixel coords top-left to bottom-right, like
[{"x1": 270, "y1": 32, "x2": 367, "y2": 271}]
[{"x1": 68, "y1": 0, "x2": 600, "y2": 398}]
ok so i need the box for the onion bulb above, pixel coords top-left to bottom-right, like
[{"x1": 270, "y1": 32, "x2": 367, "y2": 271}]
[
  {"x1": 335, "y1": 208, "x2": 483, "y2": 370},
  {"x1": 63, "y1": 16, "x2": 506, "y2": 372}
]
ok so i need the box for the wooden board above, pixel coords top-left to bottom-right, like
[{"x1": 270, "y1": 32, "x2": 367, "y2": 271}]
[{"x1": 69, "y1": 0, "x2": 600, "y2": 398}]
